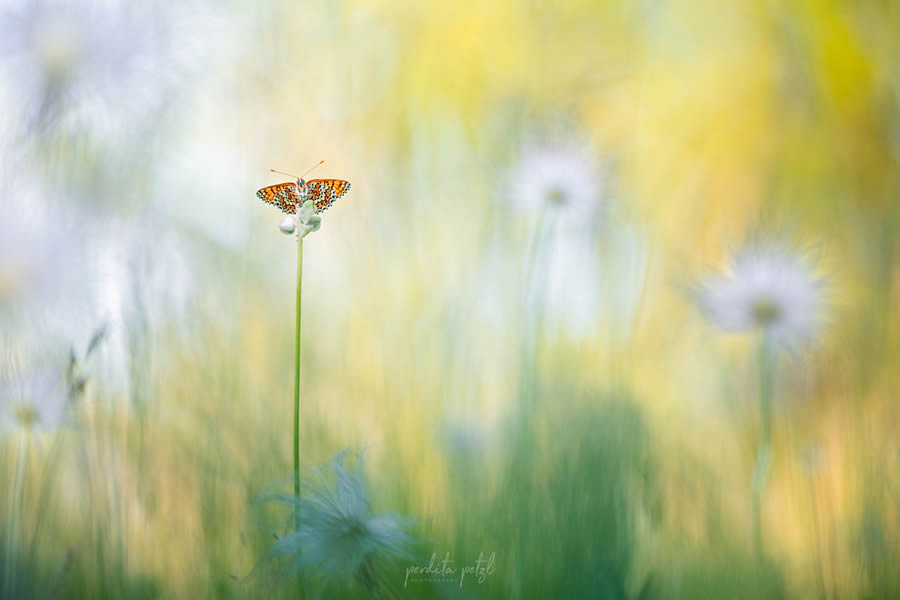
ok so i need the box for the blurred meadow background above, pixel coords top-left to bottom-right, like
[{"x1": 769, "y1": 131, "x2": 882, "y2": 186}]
[{"x1": 2, "y1": 0, "x2": 899, "y2": 598}]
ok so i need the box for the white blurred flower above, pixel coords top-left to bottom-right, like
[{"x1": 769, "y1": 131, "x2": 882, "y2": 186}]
[
  {"x1": 505, "y1": 139, "x2": 653, "y2": 343},
  {"x1": 508, "y1": 143, "x2": 604, "y2": 228},
  {"x1": 0, "y1": 205, "x2": 56, "y2": 318},
  {"x1": 695, "y1": 243, "x2": 827, "y2": 348},
  {"x1": 0, "y1": 0, "x2": 203, "y2": 141},
  {"x1": 0, "y1": 352, "x2": 70, "y2": 434},
  {"x1": 507, "y1": 141, "x2": 613, "y2": 340},
  {"x1": 257, "y1": 451, "x2": 413, "y2": 595}
]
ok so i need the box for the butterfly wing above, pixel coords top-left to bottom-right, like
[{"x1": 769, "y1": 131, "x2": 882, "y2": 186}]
[
  {"x1": 305, "y1": 179, "x2": 351, "y2": 213},
  {"x1": 256, "y1": 182, "x2": 301, "y2": 214}
]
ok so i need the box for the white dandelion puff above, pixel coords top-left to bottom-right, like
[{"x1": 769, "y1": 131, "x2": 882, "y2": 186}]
[
  {"x1": 695, "y1": 242, "x2": 828, "y2": 349},
  {"x1": 507, "y1": 141, "x2": 612, "y2": 340},
  {"x1": 506, "y1": 141, "x2": 647, "y2": 341},
  {"x1": 0, "y1": 351, "x2": 70, "y2": 435},
  {"x1": 508, "y1": 142, "x2": 604, "y2": 228}
]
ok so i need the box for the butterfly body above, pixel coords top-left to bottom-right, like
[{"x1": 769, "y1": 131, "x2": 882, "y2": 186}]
[{"x1": 256, "y1": 178, "x2": 351, "y2": 215}]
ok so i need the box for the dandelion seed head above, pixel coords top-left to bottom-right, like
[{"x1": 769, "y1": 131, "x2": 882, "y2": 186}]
[
  {"x1": 13, "y1": 403, "x2": 40, "y2": 429},
  {"x1": 509, "y1": 143, "x2": 602, "y2": 225},
  {"x1": 696, "y1": 242, "x2": 828, "y2": 349},
  {"x1": 0, "y1": 351, "x2": 70, "y2": 435},
  {"x1": 750, "y1": 296, "x2": 782, "y2": 327},
  {"x1": 507, "y1": 139, "x2": 623, "y2": 341},
  {"x1": 32, "y1": 15, "x2": 83, "y2": 83},
  {"x1": 545, "y1": 185, "x2": 567, "y2": 206}
]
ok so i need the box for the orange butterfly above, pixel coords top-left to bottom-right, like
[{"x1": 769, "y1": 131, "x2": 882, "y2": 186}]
[{"x1": 257, "y1": 163, "x2": 351, "y2": 215}]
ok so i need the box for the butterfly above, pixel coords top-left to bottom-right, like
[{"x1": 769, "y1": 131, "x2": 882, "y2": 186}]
[{"x1": 257, "y1": 165, "x2": 351, "y2": 215}]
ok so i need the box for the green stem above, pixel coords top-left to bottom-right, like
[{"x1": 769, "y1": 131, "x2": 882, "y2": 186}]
[
  {"x1": 517, "y1": 209, "x2": 558, "y2": 417},
  {"x1": 4, "y1": 432, "x2": 28, "y2": 599},
  {"x1": 294, "y1": 237, "x2": 303, "y2": 504},
  {"x1": 752, "y1": 335, "x2": 774, "y2": 558},
  {"x1": 28, "y1": 429, "x2": 65, "y2": 563}
]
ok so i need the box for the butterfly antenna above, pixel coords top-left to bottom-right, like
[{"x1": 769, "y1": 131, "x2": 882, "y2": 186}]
[
  {"x1": 301, "y1": 160, "x2": 325, "y2": 178},
  {"x1": 269, "y1": 168, "x2": 301, "y2": 179},
  {"x1": 269, "y1": 160, "x2": 325, "y2": 180}
]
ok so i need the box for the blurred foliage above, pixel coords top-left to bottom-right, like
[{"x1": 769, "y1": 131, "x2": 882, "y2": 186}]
[{"x1": 2, "y1": 0, "x2": 899, "y2": 598}]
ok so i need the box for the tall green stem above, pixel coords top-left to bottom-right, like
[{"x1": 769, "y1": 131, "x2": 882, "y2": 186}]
[
  {"x1": 517, "y1": 209, "x2": 558, "y2": 417},
  {"x1": 293, "y1": 237, "x2": 303, "y2": 503},
  {"x1": 752, "y1": 335, "x2": 774, "y2": 557}
]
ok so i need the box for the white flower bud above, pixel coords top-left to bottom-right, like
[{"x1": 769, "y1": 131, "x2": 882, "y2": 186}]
[{"x1": 279, "y1": 217, "x2": 296, "y2": 235}]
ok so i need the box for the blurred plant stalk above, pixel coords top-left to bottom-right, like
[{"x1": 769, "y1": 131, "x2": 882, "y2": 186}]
[
  {"x1": 752, "y1": 335, "x2": 774, "y2": 558},
  {"x1": 3, "y1": 432, "x2": 27, "y2": 598}
]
